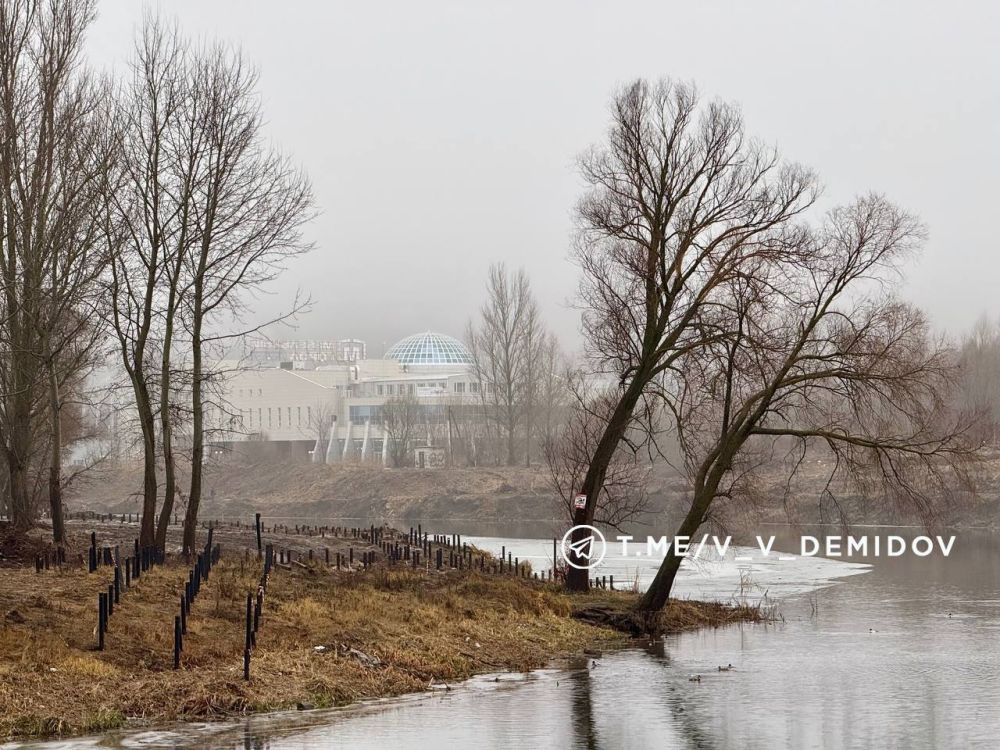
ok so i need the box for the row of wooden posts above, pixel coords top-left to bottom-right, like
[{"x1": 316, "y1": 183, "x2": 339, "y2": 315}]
[
  {"x1": 63, "y1": 514, "x2": 615, "y2": 591},
  {"x1": 174, "y1": 527, "x2": 222, "y2": 669},
  {"x1": 68, "y1": 512, "x2": 614, "y2": 588},
  {"x1": 95, "y1": 536, "x2": 166, "y2": 650},
  {"x1": 57, "y1": 513, "x2": 619, "y2": 671}
]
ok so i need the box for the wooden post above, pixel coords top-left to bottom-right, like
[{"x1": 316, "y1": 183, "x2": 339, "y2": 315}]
[
  {"x1": 255, "y1": 513, "x2": 262, "y2": 557},
  {"x1": 245, "y1": 593, "x2": 253, "y2": 653},
  {"x1": 174, "y1": 616, "x2": 182, "y2": 669},
  {"x1": 98, "y1": 593, "x2": 106, "y2": 650}
]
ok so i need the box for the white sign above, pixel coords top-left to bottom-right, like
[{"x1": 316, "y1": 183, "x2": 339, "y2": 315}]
[{"x1": 574, "y1": 493, "x2": 587, "y2": 510}]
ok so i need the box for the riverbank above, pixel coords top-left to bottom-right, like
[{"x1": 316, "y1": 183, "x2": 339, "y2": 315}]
[
  {"x1": 64, "y1": 456, "x2": 1000, "y2": 531},
  {"x1": 0, "y1": 521, "x2": 765, "y2": 741}
]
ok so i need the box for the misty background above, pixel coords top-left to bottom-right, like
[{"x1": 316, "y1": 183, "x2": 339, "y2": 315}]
[{"x1": 85, "y1": 0, "x2": 1000, "y2": 351}]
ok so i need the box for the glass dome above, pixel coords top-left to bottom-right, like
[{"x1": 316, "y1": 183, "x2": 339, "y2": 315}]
[{"x1": 385, "y1": 332, "x2": 474, "y2": 366}]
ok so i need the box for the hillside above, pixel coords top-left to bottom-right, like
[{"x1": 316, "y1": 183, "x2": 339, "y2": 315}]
[
  {"x1": 65, "y1": 450, "x2": 1000, "y2": 531},
  {"x1": 66, "y1": 460, "x2": 569, "y2": 525}
]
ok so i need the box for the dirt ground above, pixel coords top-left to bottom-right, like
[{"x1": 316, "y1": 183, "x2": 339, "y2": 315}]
[{"x1": 65, "y1": 459, "x2": 569, "y2": 525}]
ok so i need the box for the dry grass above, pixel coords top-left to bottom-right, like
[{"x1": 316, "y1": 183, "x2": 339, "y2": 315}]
[
  {"x1": 657, "y1": 598, "x2": 769, "y2": 631},
  {"x1": 0, "y1": 521, "x2": 766, "y2": 741},
  {"x1": 0, "y1": 555, "x2": 624, "y2": 740}
]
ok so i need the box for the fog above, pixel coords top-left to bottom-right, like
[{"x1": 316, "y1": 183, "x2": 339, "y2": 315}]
[{"x1": 86, "y1": 0, "x2": 1000, "y2": 351}]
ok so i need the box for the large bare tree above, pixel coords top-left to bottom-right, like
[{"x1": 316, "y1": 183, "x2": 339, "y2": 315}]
[
  {"x1": 178, "y1": 43, "x2": 312, "y2": 555},
  {"x1": 106, "y1": 20, "x2": 313, "y2": 552},
  {"x1": 637, "y1": 197, "x2": 977, "y2": 612},
  {"x1": 105, "y1": 18, "x2": 194, "y2": 547},
  {"x1": 0, "y1": 0, "x2": 109, "y2": 538},
  {"x1": 564, "y1": 78, "x2": 816, "y2": 590}
]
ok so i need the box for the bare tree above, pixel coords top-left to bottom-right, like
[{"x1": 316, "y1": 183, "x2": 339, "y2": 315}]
[
  {"x1": 467, "y1": 263, "x2": 544, "y2": 466},
  {"x1": 381, "y1": 393, "x2": 421, "y2": 468},
  {"x1": 564, "y1": 78, "x2": 817, "y2": 590},
  {"x1": 104, "y1": 17, "x2": 194, "y2": 547},
  {"x1": 178, "y1": 43, "x2": 313, "y2": 554},
  {"x1": 0, "y1": 0, "x2": 108, "y2": 538},
  {"x1": 956, "y1": 315, "x2": 1000, "y2": 445},
  {"x1": 105, "y1": 20, "x2": 313, "y2": 553},
  {"x1": 636, "y1": 197, "x2": 978, "y2": 613},
  {"x1": 536, "y1": 333, "x2": 569, "y2": 452},
  {"x1": 307, "y1": 399, "x2": 335, "y2": 462}
]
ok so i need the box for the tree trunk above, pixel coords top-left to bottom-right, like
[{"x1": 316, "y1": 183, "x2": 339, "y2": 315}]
[
  {"x1": 47, "y1": 365, "x2": 65, "y2": 544},
  {"x1": 183, "y1": 291, "x2": 204, "y2": 557},
  {"x1": 524, "y1": 394, "x2": 533, "y2": 468},
  {"x1": 564, "y1": 377, "x2": 647, "y2": 592},
  {"x1": 132, "y1": 380, "x2": 158, "y2": 547},
  {"x1": 155, "y1": 311, "x2": 177, "y2": 550},
  {"x1": 635, "y1": 492, "x2": 711, "y2": 612},
  {"x1": 7, "y1": 451, "x2": 31, "y2": 531},
  {"x1": 636, "y1": 449, "x2": 735, "y2": 612},
  {"x1": 506, "y1": 416, "x2": 516, "y2": 466},
  {"x1": 6, "y1": 387, "x2": 34, "y2": 530}
]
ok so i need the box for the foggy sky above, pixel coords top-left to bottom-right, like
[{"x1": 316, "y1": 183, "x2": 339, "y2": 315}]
[{"x1": 86, "y1": 0, "x2": 1000, "y2": 354}]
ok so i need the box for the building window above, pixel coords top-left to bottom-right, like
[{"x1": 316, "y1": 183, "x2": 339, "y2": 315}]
[
  {"x1": 258, "y1": 408, "x2": 262, "y2": 426},
  {"x1": 287, "y1": 407, "x2": 292, "y2": 425},
  {"x1": 258, "y1": 388, "x2": 262, "y2": 396},
  {"x1": 387, "y1": 384, "x2": 395, "y2": 395},
  {"x1": 248, "y1": 409, "x2": 253, "y2": 427},
  {"x1": 297, "y1": 406, "x2": 302, "y2": 426},
  {"x1": 307, "y1": 405, "x2": 312, "y2": 425},
  {"x1": 408, "y1": 384, "x2": 415, "y2": 395},
  {"x1": 454, "y1": 382, "x2": 465, "y2": 394},
  {"x1": 377, "y1": 384, "x2": 384, "y2": 395},
  {"x1": 268, "y1": 408, "x2": 273, "y2": 427},
  {"x1": 349, "y1": 405, "x2": 382, "y2": 425},
  {"x1": 470, "y1": 382, "x2": 480, "y2": 393},
  {"x1": 278, "y1": 408, "x2": 282, "y2": 428}
]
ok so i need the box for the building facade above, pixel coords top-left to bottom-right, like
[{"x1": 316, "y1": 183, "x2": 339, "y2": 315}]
[{"x1": 211, "y1": 331, "x2": 481, "y2": 465}]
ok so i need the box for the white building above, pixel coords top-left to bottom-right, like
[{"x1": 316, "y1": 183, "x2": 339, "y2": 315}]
[{"x1": 210, "y1": 331, "x2": 480, "y2": 465}]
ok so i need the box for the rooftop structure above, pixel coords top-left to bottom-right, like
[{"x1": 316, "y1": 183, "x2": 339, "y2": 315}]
[{"x1": 385, "y1": 331, "x2": 473, "y2": 366}]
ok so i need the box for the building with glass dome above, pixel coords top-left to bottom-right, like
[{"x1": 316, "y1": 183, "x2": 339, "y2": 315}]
[
  {"x1": 212, "y1": 330, "x2": 480, "y2": 466},
  {"x1": 385, "y1": 332, "x2": 474, "y2": 367}
]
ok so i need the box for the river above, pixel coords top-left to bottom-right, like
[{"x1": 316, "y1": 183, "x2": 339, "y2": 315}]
[{"x1": 7, "y1": 526, "x2": 999, "y2": 749}]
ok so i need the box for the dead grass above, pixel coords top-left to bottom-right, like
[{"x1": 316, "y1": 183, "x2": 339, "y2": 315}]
[
  {"x1": 0, "y1": 552, "x2": 624, "y2": 740},
  {"x1": 0, "y1": 522, "x2": 766, "y2": 741}
]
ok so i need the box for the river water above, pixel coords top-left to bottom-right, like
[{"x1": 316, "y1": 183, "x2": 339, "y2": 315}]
[{"x1": 7, "y1": 526, "x2": 999, "y2": 750}]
